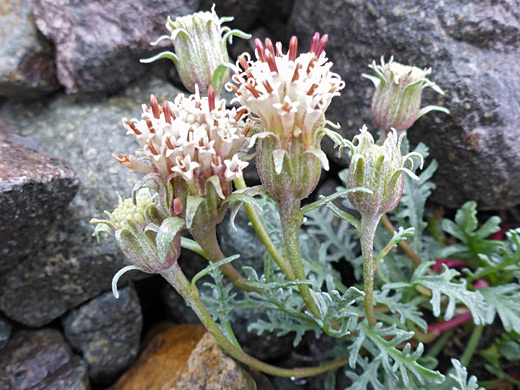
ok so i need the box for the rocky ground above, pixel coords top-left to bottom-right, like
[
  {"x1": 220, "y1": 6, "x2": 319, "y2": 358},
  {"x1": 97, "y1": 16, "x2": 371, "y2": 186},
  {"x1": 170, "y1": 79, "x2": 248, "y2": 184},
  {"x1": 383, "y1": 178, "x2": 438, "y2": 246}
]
[{"x1": 0, "y1": 0, "x2": 518, "y2": 389}]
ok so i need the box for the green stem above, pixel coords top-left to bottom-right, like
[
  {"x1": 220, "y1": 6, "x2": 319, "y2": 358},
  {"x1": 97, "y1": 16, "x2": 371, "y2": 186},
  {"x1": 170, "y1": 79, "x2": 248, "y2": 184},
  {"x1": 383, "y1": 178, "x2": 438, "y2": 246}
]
[
  {"x1": 190, "y1": 226, "x2": 256, "y2": 293},
  {"x1": 460, "y1": 325, "x2": 483, "y2": 367},
  {"x1": 278, "y1": 199, "x2": 321, "y2": 319},
  {"x1": 425, "y1": 329, "x2": 454, "y2": 358},
  {"x1": 233, "y1": 176, "x2": 295, "y2": 280},
  {"x1": 360, "y1": 214, "x2": 381, "y2": 326},
  {"x1": 161, "y1": 263, "x2": 349, "y2": 377}
]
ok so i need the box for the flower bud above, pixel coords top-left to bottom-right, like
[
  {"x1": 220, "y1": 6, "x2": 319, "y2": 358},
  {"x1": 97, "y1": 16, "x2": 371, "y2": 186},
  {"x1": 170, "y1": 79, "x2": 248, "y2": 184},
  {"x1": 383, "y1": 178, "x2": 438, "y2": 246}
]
[
  {"x1": 142, "y1": 7, "x2": 250, "y2": 95},
  {"x1": 346, "y1": 126, "x2": 423, "y2": 217},
  {"x1": 91, "y1": 191, "x2": 183, "y2": 274},
  {"x1": 363, "y1": 57, "x2": 449, "y2": 134}
]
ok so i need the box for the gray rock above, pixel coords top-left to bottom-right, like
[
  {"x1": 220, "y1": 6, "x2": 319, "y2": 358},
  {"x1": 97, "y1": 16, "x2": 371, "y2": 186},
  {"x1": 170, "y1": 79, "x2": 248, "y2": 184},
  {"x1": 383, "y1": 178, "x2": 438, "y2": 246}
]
[
  {"x1": 0, "y1": 137, "x2": 79, "y2": 274},
  {"x1": 0, "y1": 0, "x2": 59, "y2": 99},
  {"x1": 289, "y1": 0, "x2": 520, "y2": 210},
  {"x1": 0, "y1": 328, "x2": 90, "y2": 390},
  {"x1": 30, "y1": 0, "x2": 200, "y2": 95},
  {"x1": 199, "y1": 0, "x2": 262, "y2": 31},
  {"x1": 62, "y1": 286, "x2": 142, "y2": 385},
  {"x1": 0, "y1": 316, "x2": 11, "y2": 350},
  {"x1": 0, "y1": 75, "x2": 181, "y2": 327}
]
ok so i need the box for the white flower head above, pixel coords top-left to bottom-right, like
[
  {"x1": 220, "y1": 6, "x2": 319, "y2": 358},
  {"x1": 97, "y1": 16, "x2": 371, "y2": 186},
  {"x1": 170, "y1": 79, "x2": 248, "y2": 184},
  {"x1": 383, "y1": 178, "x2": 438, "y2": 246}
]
[
  {"x1": 227, "y1": 33, "x2": 345, "y2": 150},
  {"x1": 118, "y1": 86, "x2": 251, "y2": 197}
]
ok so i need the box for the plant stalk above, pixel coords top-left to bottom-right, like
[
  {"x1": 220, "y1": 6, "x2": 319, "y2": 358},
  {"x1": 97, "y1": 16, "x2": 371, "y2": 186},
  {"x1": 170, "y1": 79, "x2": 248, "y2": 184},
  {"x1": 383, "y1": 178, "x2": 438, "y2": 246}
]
[
  {"x1": 460, "y1": 325, "x2": 483, "y2": 367},
  {"x1": 360, "y1": 214, "x2": 381, "y2": 326},
  {"x1": 190, "y1": 226, "x2": 256, "y2": 293},
  {"x1": 278, "y1": 199, "x2": 321, "y2": 319},
  {"x1": 161, "y1": 263, "x2": 349, "y2": 377},
  {"x1": 233, "y1": 176, "x2": 295, "y2": 280}
]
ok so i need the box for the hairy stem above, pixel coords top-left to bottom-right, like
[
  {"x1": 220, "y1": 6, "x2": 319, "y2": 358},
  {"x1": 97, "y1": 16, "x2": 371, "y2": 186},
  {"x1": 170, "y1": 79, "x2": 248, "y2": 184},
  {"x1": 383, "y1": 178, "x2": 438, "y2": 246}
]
[
  {"x1": 381, "y1": 214, "x2": 421, "y2": 267},
  {"x1": 233, "y1": 176, "x2": 295, "y2": 280},
  {"x1": 360, "y1": 214, "x2": 381, "y2": 326},
  {"x1": 278, "y1": 199, "x2": 321, "y2": 319},
  {"x1": 161, "y1": 263, "x2": 349, "y2": 377},
  {"x1": 190, "y1": 226, "x2": 256, "y2": 293}
]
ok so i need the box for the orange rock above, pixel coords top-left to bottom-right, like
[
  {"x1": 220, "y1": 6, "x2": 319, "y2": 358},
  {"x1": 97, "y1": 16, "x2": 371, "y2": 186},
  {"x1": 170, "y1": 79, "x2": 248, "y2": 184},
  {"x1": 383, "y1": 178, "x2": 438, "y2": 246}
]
[{"x1": 112, "y1": 323, "x2": 206, "y2": 390}]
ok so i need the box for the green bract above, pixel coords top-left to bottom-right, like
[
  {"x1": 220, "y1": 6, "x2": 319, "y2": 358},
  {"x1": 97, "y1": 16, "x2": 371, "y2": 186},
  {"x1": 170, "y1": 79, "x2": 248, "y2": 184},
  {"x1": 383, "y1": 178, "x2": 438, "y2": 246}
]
[
  {"x1": 363, "y1": 57, "x2": 449, "y2": 134},
  {"x1": 142, "y1": 6, "x2": 250, "y2": 95},
  {"x1": 346, "y1": 126, "x2": 423, "y2": 218}
]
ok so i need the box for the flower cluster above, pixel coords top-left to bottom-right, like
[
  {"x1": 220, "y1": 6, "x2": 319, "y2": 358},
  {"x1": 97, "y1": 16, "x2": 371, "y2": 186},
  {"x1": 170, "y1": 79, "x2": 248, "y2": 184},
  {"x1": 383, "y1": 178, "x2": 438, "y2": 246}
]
[
  {"x1": 116, "y1": 87, "x2": 251, "y2": 200},
  {"x1": 229, "y1": 33, "x2": 344, "y2": 150},
  {"x1": 363, "y1": 57, "x2": 448, "y2": 134}
]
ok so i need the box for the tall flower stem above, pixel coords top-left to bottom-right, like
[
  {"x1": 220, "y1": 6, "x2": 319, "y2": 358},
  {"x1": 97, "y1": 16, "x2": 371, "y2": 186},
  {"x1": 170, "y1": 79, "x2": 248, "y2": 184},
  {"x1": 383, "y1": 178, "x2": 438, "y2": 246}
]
[
  {"x1": 234, "y1": 176, "x2": 295, "y2": 280},
  {"x1": 190, "y1": 226, "x2": 257, "y2": 293},
  {"x1": 161, "y1": 263, "x2": 349, "y2": 377},
  {"x1": 278, "y1": 199, "x2": 321, "y2": 319},
  {"x1": 360, "y1": 214, "x2": 381, "y2": 326}
]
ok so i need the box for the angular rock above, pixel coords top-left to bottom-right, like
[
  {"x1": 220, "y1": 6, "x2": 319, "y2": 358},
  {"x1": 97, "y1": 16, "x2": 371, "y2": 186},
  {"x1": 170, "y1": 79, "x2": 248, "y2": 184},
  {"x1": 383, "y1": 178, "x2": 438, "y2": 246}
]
[
  {"x1": 0, "y1": 136, "x2": 79, "y2": 274},
  {"x1": 112, "y1": 323, "x2": 206, "y2": 390},
  {"x1": 62, "y1": 286, "x2": 143, "y2": 385},
  {"x1": 0, "y1": 76, "x2": 181, "y2": 327},
  {"x1": 173, "y1": 332, "x2": 259, "y2": 390},
  {"x1": 199, "y1": 0, "x2": 262, "y2": 31},
  {"x1": 289, "y1": 0, "x2": 520, "y2": 209},
  {"x1": 30, "y1": 0, "x2": 199, "y2": 94},
  {"x1": 0, "y1": 0, "x2": 58, "y2": 99},
  {"x1": 0, "y1": 328, "x2": 89, "y2": 390}
]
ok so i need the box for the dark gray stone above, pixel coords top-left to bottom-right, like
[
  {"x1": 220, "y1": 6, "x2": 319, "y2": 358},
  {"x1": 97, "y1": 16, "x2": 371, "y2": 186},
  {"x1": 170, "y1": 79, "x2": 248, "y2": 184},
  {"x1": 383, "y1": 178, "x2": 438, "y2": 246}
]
[
  {"x1": 0, "y1": 0, "x2": 59, "y2": 99},
  {"x1": 62, "y1": 286, "x2": 142, "y2": 385},
  {"x1": 289, "y1": 0, "x2": 520, "y2": 210},
  {"x1": 0, "y1": 316, "x2": 11, "y2": 350},
  {"x1": 199, "y1": 0, "x2": 262, "y2": 31},
  {"x1": 30, "y1": 0, "x2": 200, "y2": 94},
  {"x1": 0, "y1": 328, "x2": 90, "y2": 390},
  {"x1": 0, "y1": 136, "x2": 79, "y2": 273},
  {"x1": 0, "y1": 76, "x2": 181, "y2": 327}
]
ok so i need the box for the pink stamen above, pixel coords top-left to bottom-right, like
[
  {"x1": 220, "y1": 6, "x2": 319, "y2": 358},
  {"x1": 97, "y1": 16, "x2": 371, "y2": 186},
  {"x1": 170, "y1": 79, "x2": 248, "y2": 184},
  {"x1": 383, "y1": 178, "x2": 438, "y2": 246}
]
[
  {"x1": 309, "y1": 32, "x2": 320, "y2": 53},
  {"x1": 208, "y1": 85, "x2": 215, "y2": 112},
  {"x1": 265, "y1": 50, "x2": 278, "y2": 73},
  {"x1": 288, "y1": 36, "x2": 298, "y2": 61},
  {"x1": 264, "y1": 38, "x2": 275, "y2": 56},
  {"x1": 245, "y1": 83, "x2": 260, "y2": 98},
  {"x1": 291, "y1": 63, "x2": 302, "y2": 82},
  {"x1": 255, "y1": 38, "x2": 266, "y2": 62},
  {"x1": 234, "y1": 107, "x2": 247, "y2": 122},
  {"x1": 315, "y1": 34, "x2": 328, "y2": 58},
  {"x1": 238, "y1": 54, "x2": 249, "y2": 70},
  {"x1": 148, "y1": 142, "x2": 159, "y2": 156},
  {"x1": 150, "y1": 95, "x2": 160, "y2": 119},
  {"x1": 263, "y1": 80, "x2": 273, "y2": 93},
  {"x1": 162, "y1": 100, "x2": 174, "y2": 124},
  {"x1": 124, "y1": 120, "x2": 141, "y2": 135}
]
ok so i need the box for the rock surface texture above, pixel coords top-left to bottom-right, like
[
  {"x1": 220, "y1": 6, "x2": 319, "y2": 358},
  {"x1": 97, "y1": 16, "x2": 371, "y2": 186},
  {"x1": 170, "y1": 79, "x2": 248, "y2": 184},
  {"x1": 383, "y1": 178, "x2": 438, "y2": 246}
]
[
  {"x1": 289, "y1": 0, "x2": 520, "y2": 209},
  {"x1": 0, "y1": 329, "x2": 90, "y2": 390},
  {"x1": 0, "y1": 0, "x2": 58, "y2": 99},
  {"x1": 62, "y1": 286, "x2": 143, "y2": 385},
  {"x1": 0, "y1": 76, "x2": 180, "y2": 327},
  {"x1": 112, "y1": 323, "x2": 206, "y2": 390},
  {"x1": 29, "y1": 0, "x2": 200, "y2": 94},
  {"x1": 0, "y1": 136, "x2": 79, "y2": 274}
]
